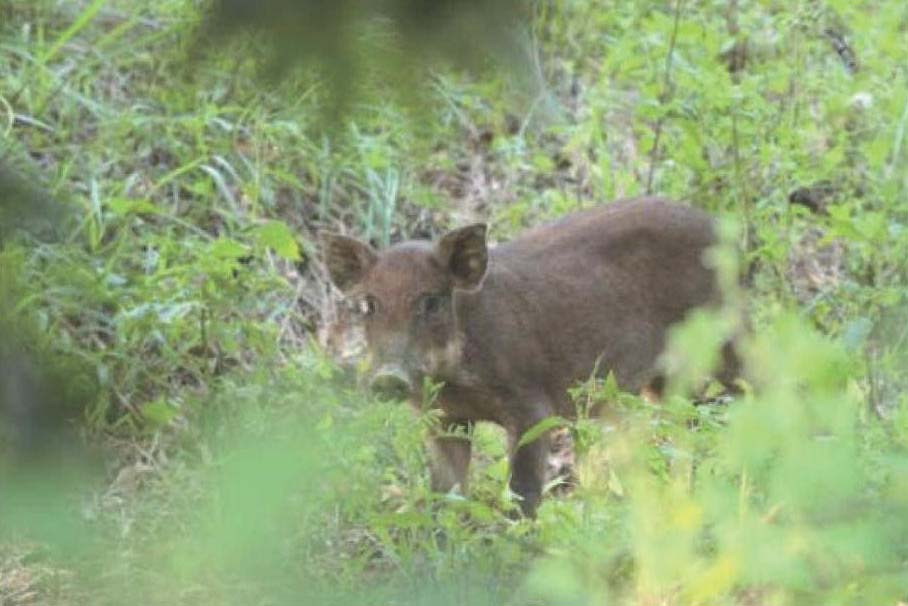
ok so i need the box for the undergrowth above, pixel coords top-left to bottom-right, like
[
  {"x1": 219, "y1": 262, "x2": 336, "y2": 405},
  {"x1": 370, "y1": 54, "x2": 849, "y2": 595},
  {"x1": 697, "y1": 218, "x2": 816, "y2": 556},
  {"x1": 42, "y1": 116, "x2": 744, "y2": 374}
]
[{"x1": 1, "y1": 0, "x2": 907, "y2": 604}]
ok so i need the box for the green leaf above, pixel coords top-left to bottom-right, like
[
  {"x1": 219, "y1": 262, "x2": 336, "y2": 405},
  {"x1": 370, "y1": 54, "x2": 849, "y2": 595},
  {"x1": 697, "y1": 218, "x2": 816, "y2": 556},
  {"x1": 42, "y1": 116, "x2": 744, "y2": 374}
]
[
  {"x1": 38, "y1": 0, "x2": 108, "y2": 65},
  {"x1": 208, "y1": 237, "x2": 250, "y2": 260},
  {"x1": 607, "y1": 469, "x2": 624, "y2": 497},
  {"x1": 601, "y1": 370, "x2": 621, "y2": 400},
  {"x1": 517, "y1": 416, "x2": 568, "y2": 449},
  {"x1": 107, "y1": 198, "x2": 161, "y2": 216},
  {"x1": 253, "y1": 220, "x2": 300, "y2": 261},
  {"x1": 141, "y1": 399, "x2": 177, "y2": 428},
  {"x1": 486, "y1": 458, "x2": 510, "y2": 483}
]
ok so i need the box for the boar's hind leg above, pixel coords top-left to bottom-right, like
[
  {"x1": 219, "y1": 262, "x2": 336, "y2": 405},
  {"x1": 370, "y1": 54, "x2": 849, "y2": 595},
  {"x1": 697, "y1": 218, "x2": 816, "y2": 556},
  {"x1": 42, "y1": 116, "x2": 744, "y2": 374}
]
[
  {"x1": 717, "y1": 340, "x2": 743, "y2": 394},
  {"x1": 509, "y1": 408, "x2": 554, "y2": 518},
  {"x1": 428, "y1": 419, "x2": 473, "y2": 495}
]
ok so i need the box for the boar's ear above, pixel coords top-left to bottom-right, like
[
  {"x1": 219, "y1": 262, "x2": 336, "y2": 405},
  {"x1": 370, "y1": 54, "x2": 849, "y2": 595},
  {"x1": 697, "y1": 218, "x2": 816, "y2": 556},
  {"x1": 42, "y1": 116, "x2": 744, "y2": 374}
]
[
  {"x1": 436, "y1": 223, "x2": 488, "y2": 290},
  {"x1": 319, "y1": 231, "x2": 378, "y2": 292}
]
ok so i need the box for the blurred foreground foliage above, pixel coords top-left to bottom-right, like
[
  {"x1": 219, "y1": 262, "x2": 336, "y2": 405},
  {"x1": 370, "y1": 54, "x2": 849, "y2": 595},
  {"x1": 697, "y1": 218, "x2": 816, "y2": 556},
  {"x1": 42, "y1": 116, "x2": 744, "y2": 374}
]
[
  {"x1": 3, "y1": 306, "x2": 906, "y2": 604},
  {"x1": 194, "y1": 0, "x2": 534, "y2": 122},
  {"x1": 1, "y1": 0, "x2": 907, "y2": 604}
]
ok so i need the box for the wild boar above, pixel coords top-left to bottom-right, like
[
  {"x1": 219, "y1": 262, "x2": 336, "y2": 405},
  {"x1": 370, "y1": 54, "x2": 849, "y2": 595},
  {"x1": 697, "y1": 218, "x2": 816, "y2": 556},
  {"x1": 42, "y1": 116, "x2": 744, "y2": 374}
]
[{"x1": 319, "y1": 197, "x2": 740, "y2": 517}]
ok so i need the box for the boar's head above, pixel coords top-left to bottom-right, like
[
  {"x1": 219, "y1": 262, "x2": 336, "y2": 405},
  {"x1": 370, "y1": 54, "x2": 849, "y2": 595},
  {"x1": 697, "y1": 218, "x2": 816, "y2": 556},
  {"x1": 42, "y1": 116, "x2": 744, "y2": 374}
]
[{"x1": 319, "y1": 224, "x2": 488, "y2": 400}]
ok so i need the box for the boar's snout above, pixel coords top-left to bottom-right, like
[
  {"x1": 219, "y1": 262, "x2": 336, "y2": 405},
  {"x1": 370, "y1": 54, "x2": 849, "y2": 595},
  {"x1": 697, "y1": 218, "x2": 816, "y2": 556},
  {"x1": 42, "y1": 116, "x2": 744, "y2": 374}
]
[{"x1": 370, "y1": 365, "x2": 413, "y2": 401}]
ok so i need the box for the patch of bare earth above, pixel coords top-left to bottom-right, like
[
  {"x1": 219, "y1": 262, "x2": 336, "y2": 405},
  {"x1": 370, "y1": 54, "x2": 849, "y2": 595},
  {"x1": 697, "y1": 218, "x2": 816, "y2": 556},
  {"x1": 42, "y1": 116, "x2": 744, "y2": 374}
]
[{"x1": 787, "y1": 227, "x2": 846, "y2": 307}]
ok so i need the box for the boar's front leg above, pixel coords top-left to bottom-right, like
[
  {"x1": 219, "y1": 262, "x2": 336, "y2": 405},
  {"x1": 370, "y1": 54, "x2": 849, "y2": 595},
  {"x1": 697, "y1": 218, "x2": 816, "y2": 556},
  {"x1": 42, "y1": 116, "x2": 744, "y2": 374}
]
[
  {"x1": 508, "y1": 405, "x2": 554, "y2": 518},
  {"x1": 427, "y1": 418, "x2": 473, "y2": 495}
]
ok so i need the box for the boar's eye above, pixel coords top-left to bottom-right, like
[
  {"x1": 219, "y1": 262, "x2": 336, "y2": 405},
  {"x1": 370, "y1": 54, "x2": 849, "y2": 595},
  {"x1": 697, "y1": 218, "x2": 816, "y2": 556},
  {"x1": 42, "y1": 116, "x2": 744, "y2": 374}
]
[
  {"x1": 347, "y1": 295, "x2": 377, "y2": 318},
  {"x1": 417, "y1": 293, "x2": 449, "y2": 318}
]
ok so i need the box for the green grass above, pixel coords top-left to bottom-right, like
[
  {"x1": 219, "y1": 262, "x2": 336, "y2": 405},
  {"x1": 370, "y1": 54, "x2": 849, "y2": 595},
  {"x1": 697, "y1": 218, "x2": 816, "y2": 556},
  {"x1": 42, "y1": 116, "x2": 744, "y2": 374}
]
[{"x1": 2, "y1": 0, "x2": 908, "y2": 604}]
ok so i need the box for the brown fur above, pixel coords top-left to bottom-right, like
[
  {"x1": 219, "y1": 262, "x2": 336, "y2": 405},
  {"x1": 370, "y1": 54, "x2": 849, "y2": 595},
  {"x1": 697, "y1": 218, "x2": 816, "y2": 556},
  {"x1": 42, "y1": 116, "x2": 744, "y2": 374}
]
[{"x1": 320, "y1": 197, "x2": 739, "y2": 516}]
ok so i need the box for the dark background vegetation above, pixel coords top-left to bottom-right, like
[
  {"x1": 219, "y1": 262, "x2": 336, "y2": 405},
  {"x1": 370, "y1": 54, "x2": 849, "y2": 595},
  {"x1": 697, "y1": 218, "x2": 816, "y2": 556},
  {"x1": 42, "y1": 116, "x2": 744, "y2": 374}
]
[{"x1": 1, "y1": 0, "x2": 907, "y2": 604}]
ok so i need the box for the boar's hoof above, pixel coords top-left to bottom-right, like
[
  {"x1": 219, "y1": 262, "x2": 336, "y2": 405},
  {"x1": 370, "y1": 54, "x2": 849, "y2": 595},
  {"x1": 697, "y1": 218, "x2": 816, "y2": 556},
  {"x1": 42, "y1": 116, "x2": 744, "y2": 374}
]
[{"x1": 370, "y1": 367, "x2": 412, "y2": 401}]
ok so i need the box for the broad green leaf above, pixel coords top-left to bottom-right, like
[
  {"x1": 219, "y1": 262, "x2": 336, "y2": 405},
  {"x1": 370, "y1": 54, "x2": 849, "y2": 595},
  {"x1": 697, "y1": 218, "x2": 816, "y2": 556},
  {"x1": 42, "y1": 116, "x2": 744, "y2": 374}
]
[
  {"x1": 208, "y1": 237, "x2": 250, "y2": 260},
  {"x1": 517, "y1": 416, "x2": 568, "y2": 449},
  {"x1": 253, "y1": 220, "x2": 300, "y2": 261},
  {"x1": 141, "y1": 399, "x2": 177, "y2": 428}
]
